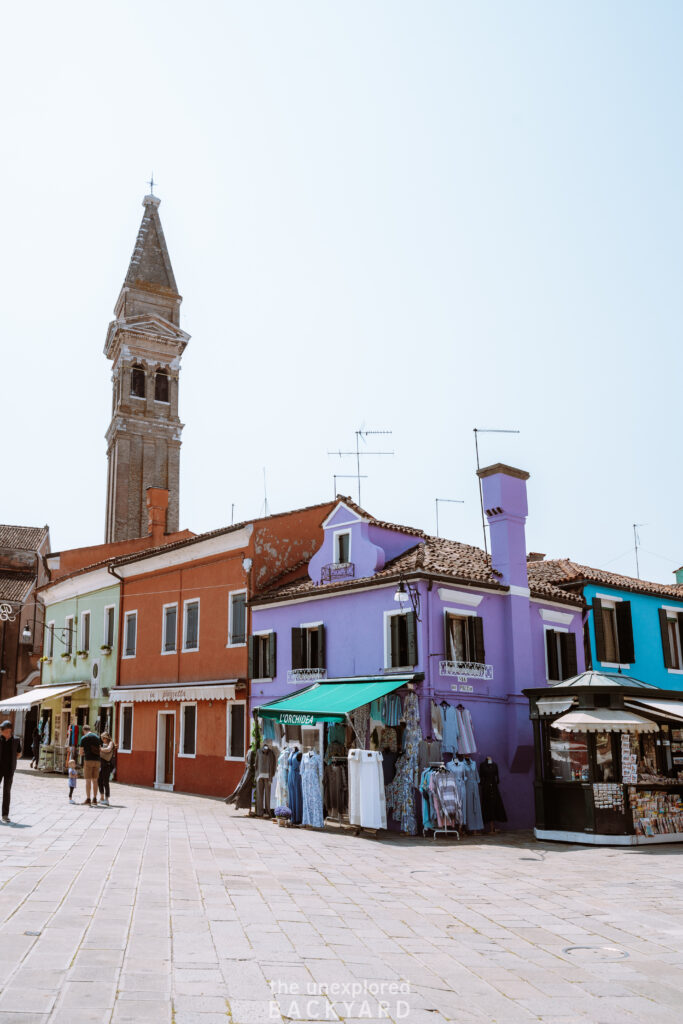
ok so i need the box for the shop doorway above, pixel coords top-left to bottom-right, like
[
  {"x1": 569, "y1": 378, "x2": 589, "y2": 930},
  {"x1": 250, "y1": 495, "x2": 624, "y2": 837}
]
[
  {"x1": 23, "y1": 706, "x2": 38, "y2": 758},
  {"x1": 155, "y1": 712, "x2": 175, "y2": 790},
  {"x1": 98, "y1": 705, "x2": 112, "y2": 736}
]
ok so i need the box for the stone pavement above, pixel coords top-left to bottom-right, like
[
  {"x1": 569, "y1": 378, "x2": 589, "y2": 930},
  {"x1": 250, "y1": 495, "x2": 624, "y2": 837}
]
[{"x1": 0, "y1": 774, "x2": 681, "y2": 1024}]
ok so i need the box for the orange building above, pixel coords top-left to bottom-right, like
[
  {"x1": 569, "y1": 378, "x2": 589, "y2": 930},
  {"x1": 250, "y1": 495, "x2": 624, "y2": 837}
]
[{"x1": 110, "y1": 500, "x2": 334, "y2": 797}]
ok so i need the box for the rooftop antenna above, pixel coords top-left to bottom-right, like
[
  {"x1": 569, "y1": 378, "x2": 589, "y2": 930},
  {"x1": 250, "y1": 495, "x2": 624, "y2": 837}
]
[
  {"x1": 473, "y1": 428, "x2": 520, "y2": 559},
  {"x1": 333, "y1": 474, "x2": 367, "y2": 501},
  {"x1": 633, "y1": 523, "x2": 645, "y2": 579},
  {"x1": 328, "y1": 428, "x2": 394, "y2": 505},
  {"x1": 435, "y1": 498, "x2": 464, "y2": 538},
  {"x1": 262, "y1": 467, "x2": 269, "y2": 518},
  {"x1": 231, "y1": 503, "x2": 235, "y2": 526}
]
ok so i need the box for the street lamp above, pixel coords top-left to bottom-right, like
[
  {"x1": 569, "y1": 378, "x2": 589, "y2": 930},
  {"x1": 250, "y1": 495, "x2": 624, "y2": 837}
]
[{"x1": 393, "y1": 578, "x2": 421, "y2": 621}]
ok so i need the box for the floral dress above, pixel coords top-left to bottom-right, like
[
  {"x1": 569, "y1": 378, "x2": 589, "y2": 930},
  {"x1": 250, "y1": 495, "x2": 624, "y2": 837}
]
[
  {"x1": 301, "y1": 750, "x2": 324, "y2": 827},
  {"x1": 385, "y1": 691, "x2": 422, "y2": 835}
]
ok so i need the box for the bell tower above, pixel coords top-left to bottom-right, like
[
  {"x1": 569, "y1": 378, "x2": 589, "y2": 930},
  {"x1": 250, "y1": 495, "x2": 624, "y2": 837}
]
[{"x1": 104, "y1": 194, "x2": 190, "y2": 542}]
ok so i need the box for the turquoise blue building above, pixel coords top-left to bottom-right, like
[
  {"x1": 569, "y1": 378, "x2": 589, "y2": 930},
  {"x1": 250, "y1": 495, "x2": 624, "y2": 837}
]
[{"x1": 527, "y1": 558, "x2": 683, "y2": 690}]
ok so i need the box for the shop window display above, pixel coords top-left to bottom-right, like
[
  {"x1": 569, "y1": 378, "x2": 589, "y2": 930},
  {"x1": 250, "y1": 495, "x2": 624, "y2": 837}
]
[{"x1": 548, "y1": 728, "x2": 589, "y2": 782}]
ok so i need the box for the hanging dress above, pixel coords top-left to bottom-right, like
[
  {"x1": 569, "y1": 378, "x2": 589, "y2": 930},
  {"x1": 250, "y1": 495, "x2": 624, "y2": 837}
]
[
  {"x1": 301, "y1": 750, "x2": 324, "y2": 827},
  {"x1": 479, "y1": 759, "x2": 507, "y2": 824},
  {"x1": 446, "y1": 757, "x2": 467, "y2": 821},
  {"x1": 463, "y1": 758, "x2": 484, "y2": 830},
  {"x1": 275, "y1": 747, "x2": 290, "y2": 809},
  {"x1": 287, "y1": 749, "x2": 303, "y2": 824}
]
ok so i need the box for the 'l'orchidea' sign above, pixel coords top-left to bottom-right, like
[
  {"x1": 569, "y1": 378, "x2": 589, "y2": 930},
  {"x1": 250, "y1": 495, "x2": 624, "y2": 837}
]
[{"x1": 278, "y1": 713, "x2": 316, "y2": 725}]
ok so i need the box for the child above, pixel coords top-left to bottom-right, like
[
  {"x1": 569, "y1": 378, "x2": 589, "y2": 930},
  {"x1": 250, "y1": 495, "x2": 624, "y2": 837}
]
[{"x1": 68, "y1": 759, "x2": 78, "y2": 802}]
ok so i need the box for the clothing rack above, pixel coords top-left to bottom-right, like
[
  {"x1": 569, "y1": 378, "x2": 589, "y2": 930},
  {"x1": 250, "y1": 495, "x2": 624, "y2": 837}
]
[{"x1": 424, "y1": 762, "x2": 460, "y2": 841}]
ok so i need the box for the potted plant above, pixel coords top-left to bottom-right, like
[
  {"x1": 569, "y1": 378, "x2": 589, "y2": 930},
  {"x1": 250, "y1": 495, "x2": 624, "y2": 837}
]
[
  {"x1": 39, "y1": 655, "x2": 51, "y2": 664},
  {"x1": 274, "y1": 806, "x2": 292, "y2": 828},
  {"x1": 77, "y1": 650, "x2": 88, "y2": 659},
  {"x1": 60, "y1": 652, "x2": 71, "y2": 661},
  {"x1": 100, "y1": 644, "x2": 112, "y2": 655}
]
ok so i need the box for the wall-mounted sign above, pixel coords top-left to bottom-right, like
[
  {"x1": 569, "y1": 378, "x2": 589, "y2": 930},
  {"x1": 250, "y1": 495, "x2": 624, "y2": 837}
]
[
  {"x1": 451, "y1": 684, "x2": 474, "y2": 694},
  {"x1": 278, "y1": 713, "x2": 316, "y2": 725}
]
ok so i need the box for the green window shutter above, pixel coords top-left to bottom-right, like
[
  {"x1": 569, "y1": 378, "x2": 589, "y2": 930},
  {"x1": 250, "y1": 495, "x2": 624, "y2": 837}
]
[
  {"x1": 317, "y1": 624, "x2": 326, "y2": 670},
  {"x1": 660, "y1": 609, "x2": 673, "y2": 669},
  {"x1": 444, "y1": 613, "x2": 452, "y2": 660},
  {"x1": 291, "y1": 628, "x2": 303, "y2": 670},
  {"x1": 546, "y1": 630, "x2": 559, "y2": 680},
  {"x1": 561, "y1": 631, "x2": 578, "y2": 680},
  {"x1": 406, "y1": 612, "x2": 418, "y2": 666},
  {"x1": 268, "y1": 632, "x2": 277, "y2": 677},
  {"x1": 247, "y1": 636, "x2": 255, "y2": 679},
  {"x1": 470, "y1": 616, "x2": 485, "y2": 664},
  {"x1": 616, "y1": 601, "x2": 635, "y2": 663},
  {"x1": 389, "y1": 615, "x2": 400, "y2": 667},
  {"x1": 592, "y1": 598, "x2": 606, "y2": 662}
]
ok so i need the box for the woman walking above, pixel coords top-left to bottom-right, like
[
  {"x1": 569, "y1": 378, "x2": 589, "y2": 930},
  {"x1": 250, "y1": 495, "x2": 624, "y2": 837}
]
[{"x1": 98, "y1": 732, "x2": 115, "y2": 806}]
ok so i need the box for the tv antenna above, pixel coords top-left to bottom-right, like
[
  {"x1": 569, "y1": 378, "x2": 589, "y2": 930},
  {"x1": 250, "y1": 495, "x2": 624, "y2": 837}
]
[
  {"x1": 261, "y1": 467, "x2": 269, "y2": 518},
  {"x1": 633, "y1": 523, "x2": 646, "y2": 579},
  {"x1": 435, "y1": 498, "x2": 464, "y2": 538},
  {"x1": 328, "y1": 428, "x2": 393, "y2": 505},
  {"x1": 474, "y1": 427, "x2": 520, "y2": 559}
]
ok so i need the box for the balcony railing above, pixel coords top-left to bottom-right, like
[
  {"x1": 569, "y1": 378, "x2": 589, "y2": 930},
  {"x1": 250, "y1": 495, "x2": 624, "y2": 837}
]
[
  {"x1": 439, "y1": 660, "x2": 494, "y2": 682},
  {"x1": 320, "y1": 562, "x2": 355, "y2": 583},
  {"x1": 287, "y1": 668, "x2": 327, "y2": 684}
]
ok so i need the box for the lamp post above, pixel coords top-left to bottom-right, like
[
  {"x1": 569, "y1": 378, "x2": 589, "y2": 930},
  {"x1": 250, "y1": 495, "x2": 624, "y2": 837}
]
[{"x1": 394, "y1": 578, "x2": 421, "y2": 621}]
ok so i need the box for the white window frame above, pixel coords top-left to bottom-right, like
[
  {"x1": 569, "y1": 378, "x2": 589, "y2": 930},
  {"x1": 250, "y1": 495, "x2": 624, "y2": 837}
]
[
  {"x1": 333, "y1": 530, "x2": 351, "y2": 565},
  {"x1": 665, "y1": 611, "x2": 683, "y2": 674},
  {"x1": 225, "y1": 700, "x2": 247, "y2": 761},
  {"x1": 384, "y1": 609, "x2": 409, "y2": 670},
  {"x1": 182, "y1": 598, "x2": 200, "y2": 653},
  {"x1": 65, "y1": 615, "x2": 74, "y2": 655},
  {"x1": 543, "y1": 624, "x2": 569, "y2": 682},
  {"x1": 179, "y1": 701, "x2": 197, "y2": 758},
  {"x1": 227, "y1": 589, "x2": 248, "y2": 648},
  {"x1": 119, "y1": 703, "x2": 134, "y2": 753},
  {"x1": 161, "y1": 602, "x2": 178, "y2": 655},
  {"x1": 47, "y1": 621, "x2": 55, "y2": 659},
  {"x1": 103, "y1": 605, "x2": 115, "y2": 648},
  {"x1": 252, "y1": 629, "x2": 274, "y2": 682},
  {"x1": 80, "y1": 610, "x2": 91, "y2": 652},
  {"x1": 122, "y1": 610, "x2": 137, "y2": 659},
  {"x1": 596, "y1": 599, "x2": 629, "y2": 668}
]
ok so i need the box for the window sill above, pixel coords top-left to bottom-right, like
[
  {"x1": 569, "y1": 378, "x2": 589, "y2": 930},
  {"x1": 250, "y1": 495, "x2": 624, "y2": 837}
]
[
  {"x1": 161, "y1": 650, "x2": 177, "y2": 656},
  {"x1": 181, "y1": 648, "x2": 200, "y2": 654},
  {"x1": 226, "y1": 642, "x2": 247, "y2": 649},
  {"x1": 177, "y1": 752, "x2": 196, "y2": 759},
  {"x1": 121, "y1": 654, "x2": 136, "y2": 660},
  {"x1": 118, "y1": 748, "x2": 132, "y2": 755},
  {"x1": 225, "y1": 755, "x2": 245, "y2": 762},
  {"x1": 599, "y1": 662, "x2": 631, "y2": 669},
  {"x1": 252, "y1": 678, "x2": 273, "y2": 684},
  {"x1": 667, "y1": 668, "x2": 683, "y2": 675}
]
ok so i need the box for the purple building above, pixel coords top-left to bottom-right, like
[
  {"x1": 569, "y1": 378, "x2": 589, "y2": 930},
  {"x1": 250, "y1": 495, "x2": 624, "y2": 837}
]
[{"x1": 249, "y1": 464, "x2": 584, "y2": 828}]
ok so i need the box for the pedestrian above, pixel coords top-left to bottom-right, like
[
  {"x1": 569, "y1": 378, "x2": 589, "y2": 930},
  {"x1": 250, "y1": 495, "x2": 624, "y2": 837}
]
[
  {"x1": 79, "y1": 724, "x2": 101, "y2": 806},
  {"x1": 68, "y1": 759, "x2": 78, "y2": 802},
  {"x1": 0, "y1": 720, "x2": 22, "y2": 823},
  {"x1": 98, "y1": 732, "x2": 115, "y2": 806},
  {"x1": 30, "y1": 727, "x2": 40, "y2": 770}
]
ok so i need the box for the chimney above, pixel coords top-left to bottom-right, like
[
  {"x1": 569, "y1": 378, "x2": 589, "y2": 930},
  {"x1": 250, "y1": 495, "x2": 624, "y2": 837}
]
[
  {"x1": 527, "y1": 552, "x2": 546, "y2": 563},
  {"x1": 675, "y1": 567, "x2": 683, "y2": 585},
  {"x1": 146, "y1": 488, "x2": 169, "y2": 546},
  {"x1": 477, "y1": 464, "x2": 530, "y2": 588}
]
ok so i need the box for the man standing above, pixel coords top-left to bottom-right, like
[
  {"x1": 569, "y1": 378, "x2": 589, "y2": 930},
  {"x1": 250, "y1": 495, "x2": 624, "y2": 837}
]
[
  {"x1": 0, "y1": 720, "x2": 22, "y2": 822},
  {"x1": 79, "y1": 725, "x2": 101, "y2": 806}
]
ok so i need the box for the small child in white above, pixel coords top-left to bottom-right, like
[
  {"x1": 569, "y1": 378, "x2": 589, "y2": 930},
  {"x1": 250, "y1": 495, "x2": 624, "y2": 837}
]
[{"x1": 68, "y1": 759, "x2": 78, "y2": 802}]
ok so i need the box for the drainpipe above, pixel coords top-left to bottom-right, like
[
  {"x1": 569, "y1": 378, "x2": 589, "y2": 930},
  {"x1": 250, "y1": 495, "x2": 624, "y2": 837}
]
[{"x1": 107, "y1": 564, "x2": 125, "y2": 724}]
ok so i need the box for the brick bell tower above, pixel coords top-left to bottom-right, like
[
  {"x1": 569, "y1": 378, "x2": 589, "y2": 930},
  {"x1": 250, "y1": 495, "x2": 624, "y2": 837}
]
[{"x1": 104, "y1": 193, "x2": 190, "y2": 542}]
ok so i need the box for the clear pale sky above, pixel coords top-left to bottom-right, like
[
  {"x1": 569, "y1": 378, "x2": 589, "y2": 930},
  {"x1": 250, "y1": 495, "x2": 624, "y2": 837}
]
[{"x1": 1, "y1": 2, "x2": 681, "y2": 583}]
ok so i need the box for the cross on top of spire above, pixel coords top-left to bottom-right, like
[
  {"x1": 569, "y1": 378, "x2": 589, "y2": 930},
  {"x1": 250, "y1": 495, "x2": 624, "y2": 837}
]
[{"x1": 147, "y1": 172, "x2": 156, "y2": 196}]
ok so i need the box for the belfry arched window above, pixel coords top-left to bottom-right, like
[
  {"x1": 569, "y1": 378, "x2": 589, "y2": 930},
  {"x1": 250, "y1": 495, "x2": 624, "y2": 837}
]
[
  {"x1": 130, "y1": 364, "x2": 146, "y2": 399},
  {"x1": 154, "y1": 369, "x2": 170, "y2": 403}
]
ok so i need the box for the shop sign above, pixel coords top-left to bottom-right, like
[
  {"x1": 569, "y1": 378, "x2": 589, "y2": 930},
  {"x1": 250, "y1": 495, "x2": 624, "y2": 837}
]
[
  {"x1": 278, "y1": 713, "x2": 316, "y2": 725},
  {"x1": 451, "y1": 684, "x2": 474, "y2": 694}
]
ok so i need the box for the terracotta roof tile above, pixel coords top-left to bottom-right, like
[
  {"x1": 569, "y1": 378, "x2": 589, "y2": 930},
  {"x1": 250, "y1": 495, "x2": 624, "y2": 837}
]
[
  {"x1": 335, "y1": 497, "x2": 426, "y2": 538},
  {"x1": 0, "y1": 525, "x2": 49, "y2": 551},
  {"x1": 527, "y1": 558, "x2": 683, "y2": 602},
  {"x1": 0, "y1": 571, "x2": 34, "y2": 603}
]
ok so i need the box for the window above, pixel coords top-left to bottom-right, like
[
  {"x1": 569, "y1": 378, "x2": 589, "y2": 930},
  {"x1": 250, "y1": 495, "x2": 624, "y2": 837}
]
[
  {"x1": 65, "y1": 615, "x2": 74, "y2": 655},
  {"x1": 47, "y1": 622, "x2": 55, "y2": 659},
  {"x1": 659, "y1": 609, "x2": 683, "y2": 671},
  {"x1": 183, "y1": 600, "x2": 200, "y2": 651},
  {"x1": 119, "y1": 704, "x2": 133, "y2": 752},
  {"x1": 248, "y1": 632, "x2": 276, "y2": 679},
  {"x1": 130, "y1": 364, "x2": 146, "y2": 398},
  {"x1": 226, "y1": 702, "x2": 246, "y2": 760},
  {"x1": 180, "y1": 703, "x2": 197, "y2": 757},
  {"x1": 386, "y1": 611, "x2": 418, "y2": 668},
  {"x1": 80, "y1": 611, "x2": 90, "y2": 652},
  {"x1": 593, "y1": 597, "x2": 634, "y2": 665},
  {"x1": 291, "y1": 625, "x2": 325, "y2": 670},
  {"x1": 444, "y1": 613, "x2": 485, "y2": 664},
  {"x1": 154, "y1": 369, "x2": 169, "y2": 402},
  {"x1": 334, "y1": 531, "x2": 351, "y2": 564},
  {"x1": 548, "y1": 727, "x2": 589, "y2": 782},
  {"x1": 123, "y1": 611, "x2": 137, "y2": 658},
  {"x1": 545, "y1": 629, "x2": 578, "y2": 682},
  {"x1": 162, "y1": 604, "x2": 177, "y2": 653},
  {"x1": 228, "y1": 591, "x2": 247, "y2": 646},
  {"x1": 103, "y1": 606, "x2": 115, "y2": 648},
  {"x1": 594, "y1": 732, "x2": 615, "y2": 782}
]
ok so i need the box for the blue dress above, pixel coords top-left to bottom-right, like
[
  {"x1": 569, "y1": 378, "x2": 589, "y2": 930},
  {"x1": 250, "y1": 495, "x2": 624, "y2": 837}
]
[
  {"x1": 287, "y1": 749, "x2": 303, "y2": 824},
  {"x1": 463, "y1": 758, "x2": 483, "y2": 831},
  {"x1": 301, "y1": 751, "x2": 324, "y2": 828}
]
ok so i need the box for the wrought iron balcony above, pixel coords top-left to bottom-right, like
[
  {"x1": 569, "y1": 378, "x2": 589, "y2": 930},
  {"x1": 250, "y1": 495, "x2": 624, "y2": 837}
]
[
  {"x1": 287, "y1": 668, "x2": 327, "y2": 684},
  {"x1": 439, "y1": 660, "x2": 494, "y2": 681},
  {"x1": 320, "y1": 562, "x2": 355, "y2": 583}
]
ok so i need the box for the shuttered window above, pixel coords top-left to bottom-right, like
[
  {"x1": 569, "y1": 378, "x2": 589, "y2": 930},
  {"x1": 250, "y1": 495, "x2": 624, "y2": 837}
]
[
  {"x1": 120, "y1": 705, "x2": 133, "y2": 752},
  {"x1": 181, "y1": 704, "x2": 196, "y2": 756},
  {"x1": 594, "y1": 598, "x2": 634, "y2": 664},
  {"x1": 65, "y1": 616, "x2": 74, "y2": 655},
  {"x1": 104, "y1": 606, "x2": 115, "y2": 648},
  {"x1": 183, "y1": 600, "x2": 199, "y2": 651},
  {"x1": 545, "y1": 630, "x2": 578, "y2": 681},
  {"x1": 659, "y1": 608, "x2": 683, "y2": 670},
  {"x1": 444, "y1": 614, "x2": 485, "y2": 664},
  {"x1": 229, "y1": 592, "x2": 247, "y2": 645},
  {"x1": 227, "y1": 703, "x2": 246, "y2": 759},
  {"x1": 124, "y1": 612, "x2": 137, "y2": 657},
  {"x1": 80, "y1": 611, "x2": 90, "y2": 652},
  {"x1": 163, "y1": 605, "x2": 177, "y2": 653},
  {"x1": 291, "y1": 625, "x2": 326, "y2": 669},
  {"x1": 388, "y1": 612, "x2": 418, "y2": 668},
  {"x1": 248, "y1": 633, "x2": 276, "y2": 678}
]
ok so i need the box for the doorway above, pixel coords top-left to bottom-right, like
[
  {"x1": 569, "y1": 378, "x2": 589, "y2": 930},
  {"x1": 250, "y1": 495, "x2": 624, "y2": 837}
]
[{"x1": 155, "y1": 712, "x2": 175, "y2": 790}]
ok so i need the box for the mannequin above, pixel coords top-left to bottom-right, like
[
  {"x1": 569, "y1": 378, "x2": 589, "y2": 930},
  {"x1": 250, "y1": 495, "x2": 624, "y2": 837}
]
[
  {"x1": 479, "y1": 756, "x2": 507, "y2": 833},
  {"x1": 287, "y1": 746, "x2": 303, "y2": 824},
  {"x1": 255, "y1": 744, "x2": 276, "y2": 816}
]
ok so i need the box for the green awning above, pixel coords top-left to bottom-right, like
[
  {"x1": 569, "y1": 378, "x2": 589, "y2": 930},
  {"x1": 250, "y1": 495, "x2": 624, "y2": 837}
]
[{"x1": 257, "y1": 677, "x2": 413, "y2": 724}]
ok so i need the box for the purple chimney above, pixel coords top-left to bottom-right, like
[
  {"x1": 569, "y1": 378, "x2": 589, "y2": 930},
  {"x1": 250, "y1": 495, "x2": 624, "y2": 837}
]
[{"x1": 477, "y1": 463, "x2": 530, "y2": 588}]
